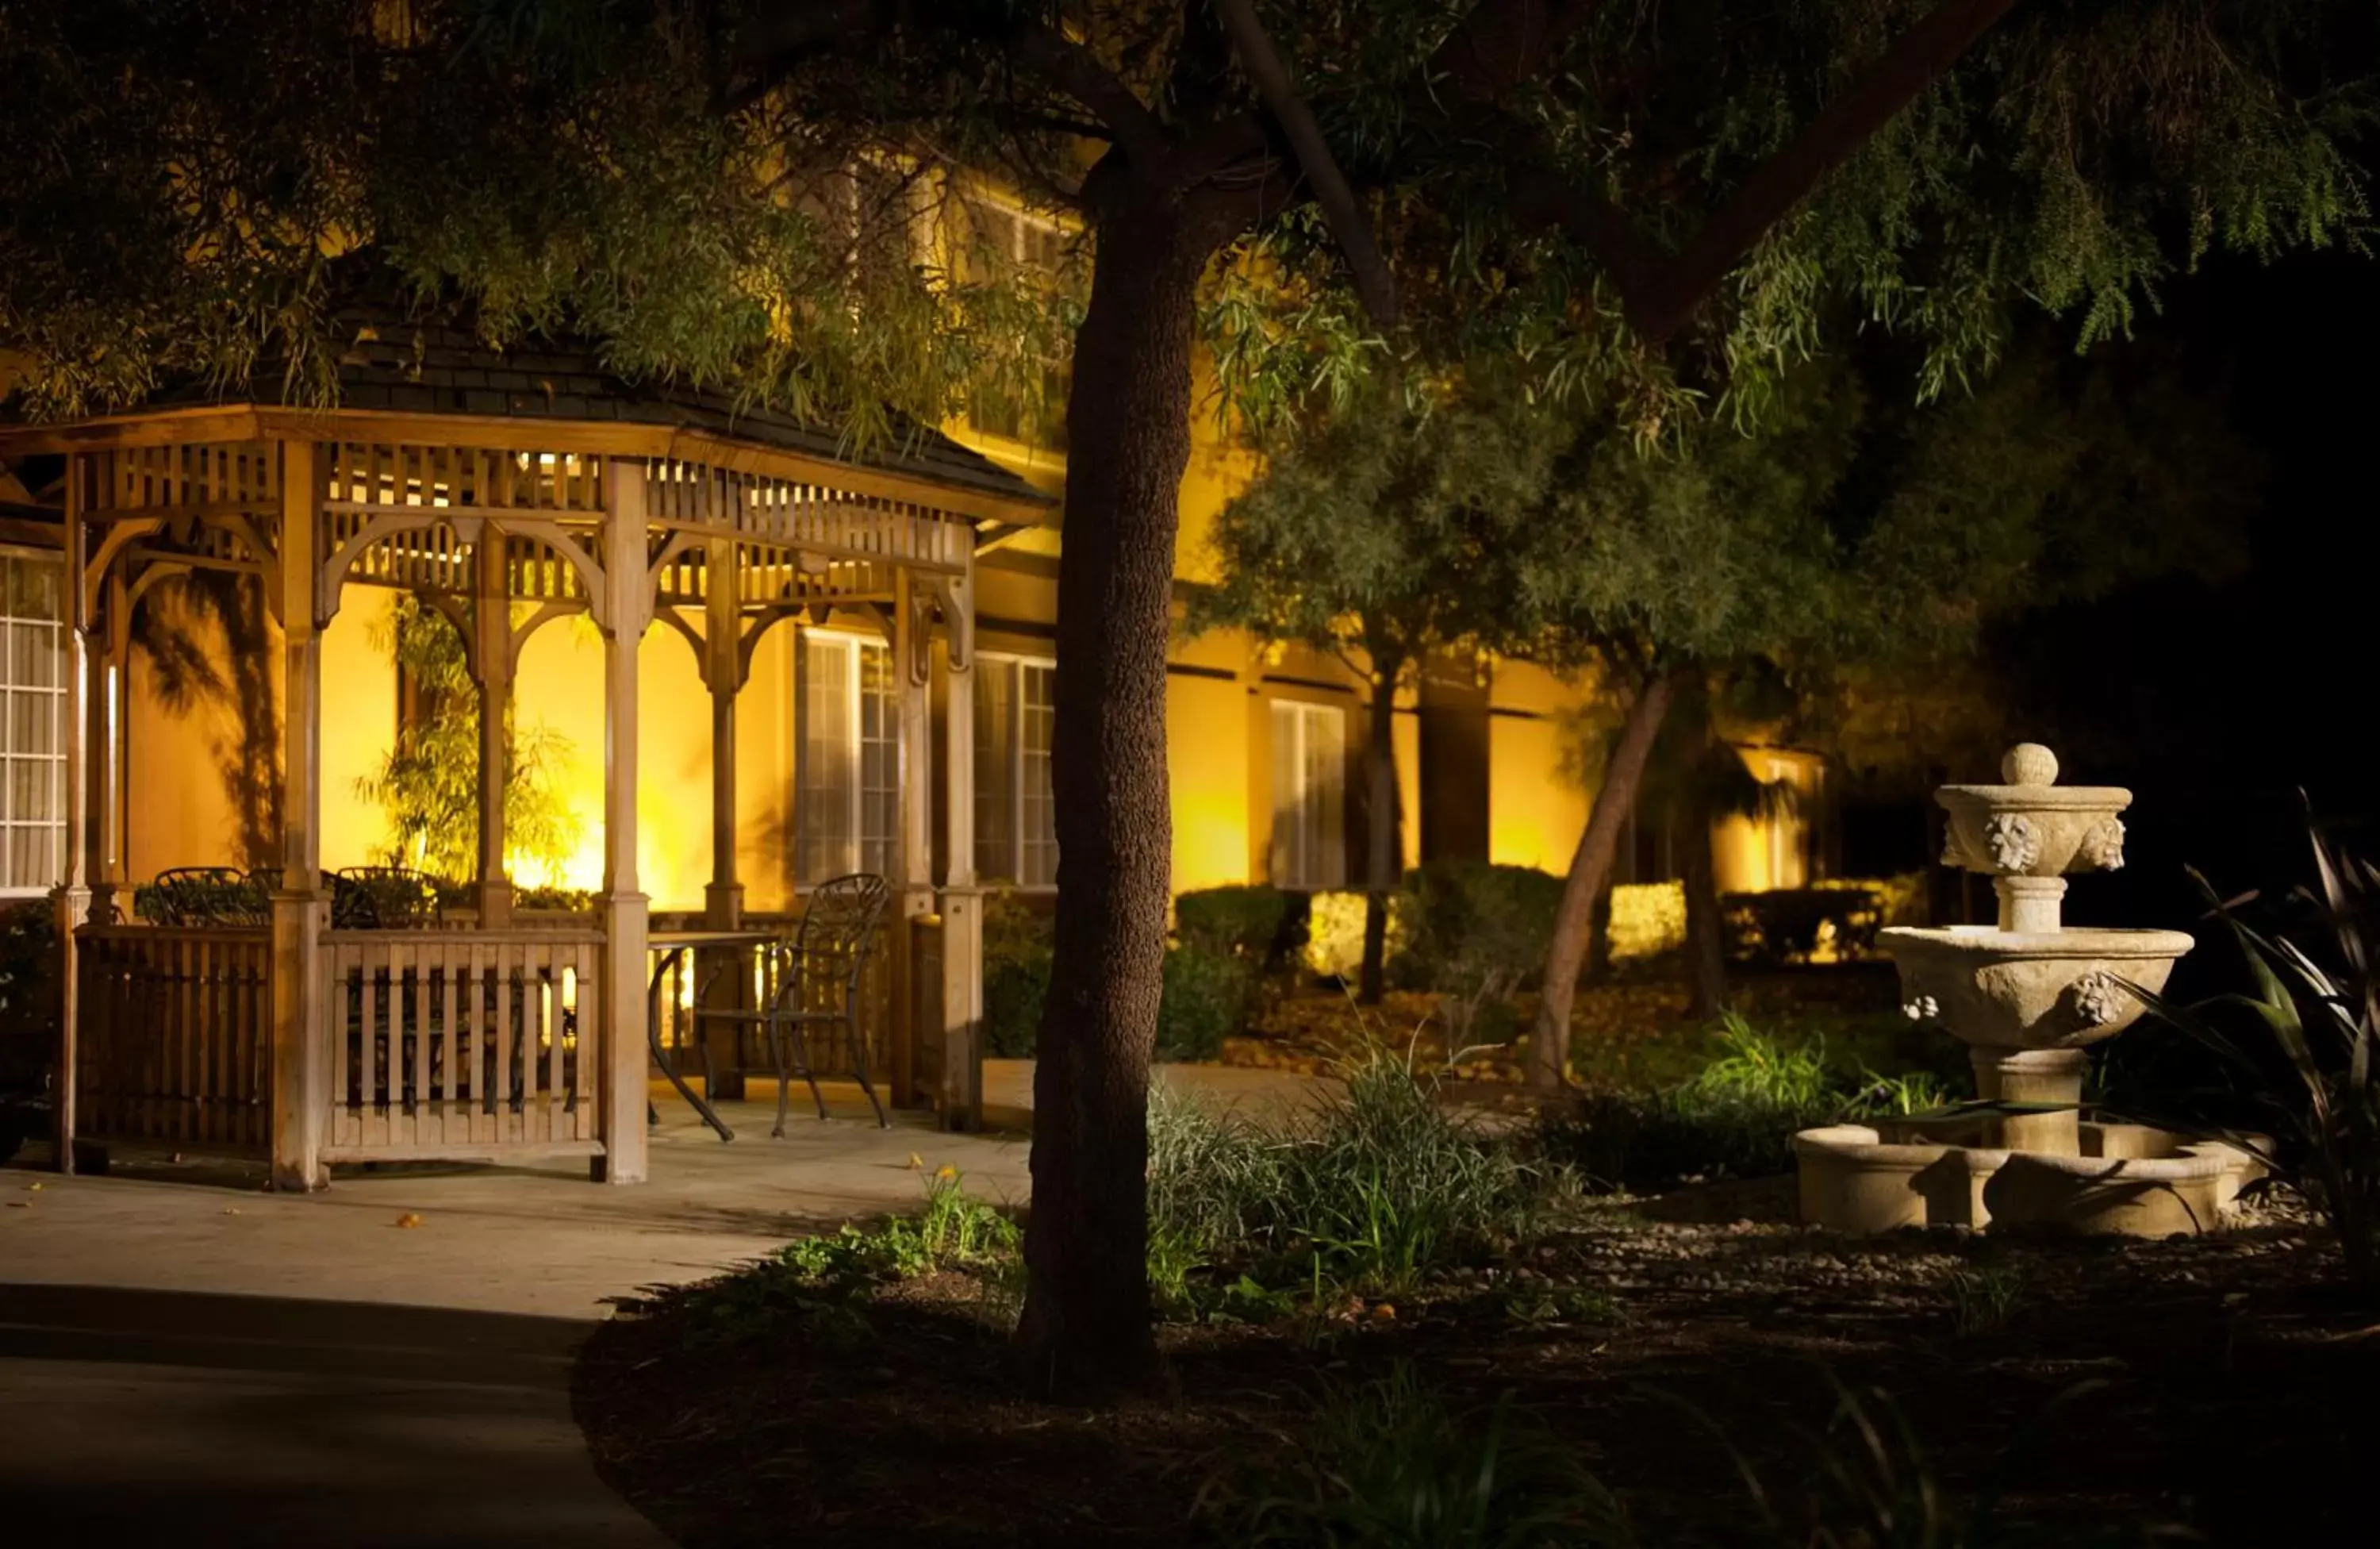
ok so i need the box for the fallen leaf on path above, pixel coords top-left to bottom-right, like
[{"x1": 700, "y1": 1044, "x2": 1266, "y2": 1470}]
[
  {"x1": 907, "y1": 1153, "x2": 924, "y2": 1170},
  {"x1": 395, "y1": 1211, "x2": 424, "y2": 1228}
]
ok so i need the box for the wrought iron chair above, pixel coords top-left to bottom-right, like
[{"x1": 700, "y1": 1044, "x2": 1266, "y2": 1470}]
[
  {"x1": 331, "y1": 866, "x2": 443, "y2": 929},
  {"x1": 694, "y1": 873, "x2": 892, "y2": 1133},
  {"x1": 144, "y1": 867, "x2": 271, "y2": 927}
]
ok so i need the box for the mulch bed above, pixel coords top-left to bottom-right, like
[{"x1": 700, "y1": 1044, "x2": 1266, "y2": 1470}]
[{"x1": 574, "y1": 1186, "x2": 2380, "y2": 1547}]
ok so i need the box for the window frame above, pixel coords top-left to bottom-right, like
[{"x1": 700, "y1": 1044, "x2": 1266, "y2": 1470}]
[
  {"x1": 972, "y1": 650, "x2": 1058, "y2": 890},
  {"x1": 0, "y1": 545, "x2": 67, "y2": 898}
]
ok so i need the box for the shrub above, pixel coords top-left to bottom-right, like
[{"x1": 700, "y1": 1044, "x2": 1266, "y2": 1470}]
[
  {"x1": 1, "y1": 900, "x2": 57, "y2": 1161},
  {"x1": 1606, "y1": 881, "x2": 1687, "y2": 962},
  {"x1": 1175, "y1": 884, "x2": 1303, "y2": 967},
  {"x1": 1721, "y1": 886, "x2": 1882, "y2": 965},
  {"x1": 1156, "y1": 944, "x2": 1257, "y2": 1063},
  {"x1": 2133, "y1": 820, "x2": 2380, "y2": 1286},
  {"x1": 1543, "y1": 1017, "x2": 1929, "y2": 1190},
  {"x1": 1301, "y1": 888, "x2": 1411, "y2": 981},
  {"x1": 1397, "y1": 862, "x2": 1563, "y2": 1044},
  {"x1": 1205, "y1": 1364, "x2": 1630, "y2": 1547},
  {"x1": 981, "y1": 891, "x2": 1054, "y2": 1058}
]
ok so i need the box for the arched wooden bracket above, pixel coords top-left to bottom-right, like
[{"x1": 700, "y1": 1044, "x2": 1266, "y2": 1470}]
[
  {"x1": 82, "y1": 518, "x2": 165, "y2": 621},
  {"x1": 317, "y1": 513, "x2": 608, "y2": 632},
  {"x1": 646, "y1": 529, "x2": 701, "y2": 601},
  {"x1": 654, "y1": 605, "x2": 708, "y2": 678},
  {"x1": 509, "y1": 598, "x2": 591, "y2": 670},
  {"x1": 735, "y1": 605, "x2": 804, "y2": 690},
  {"x1": 414, "y1": 589, "x2": 480, "y2": 681},
  {"x1": 907, "y1": 581, "x2": 934, "y2": 686},
  {"x1": 652, "y1": 600, "x2": 808, "y2": 695},
  {"x1": 925, "y1": 571, "x2": 973, "y2": 670}
]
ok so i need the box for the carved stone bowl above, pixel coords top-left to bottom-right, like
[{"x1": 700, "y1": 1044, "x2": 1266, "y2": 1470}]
[
  {"x1": 1879, "y1": 924, "x2": 2194, "y2": 1050},
  {"x1": 1937, "y1": 786, "x2": 2132, "y2": 878}
]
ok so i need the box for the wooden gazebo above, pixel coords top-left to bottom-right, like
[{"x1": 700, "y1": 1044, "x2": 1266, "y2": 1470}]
[{"x1": 1, "y1": 309, "x2": 1050, "y2": 1187}]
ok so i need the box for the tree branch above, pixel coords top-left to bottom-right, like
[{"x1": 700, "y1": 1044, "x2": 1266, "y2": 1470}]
[
  {"x1": 1215, "y1": 0, "x2": 1397, "y2": 327},
  {"x1": 1009, "y1": 20, "x2": 1169, "y2": 173},
  {"x1": 1630, "y1": 0, "x2": 2024, "y2": 341}
]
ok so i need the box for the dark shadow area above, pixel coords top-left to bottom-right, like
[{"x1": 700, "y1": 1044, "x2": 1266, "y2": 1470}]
[{"x1": 0, "y1": 1282, "x2": 664, "y2": 1547}]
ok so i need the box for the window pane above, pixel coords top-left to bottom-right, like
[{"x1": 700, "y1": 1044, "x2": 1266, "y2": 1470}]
[
  {"x1": 858, "y1": 640, "x2": 897, "y2": 877},
  {"x1": 1269, "y1": 701, "x2": 1302, "y2": 887},
  {"x1": 973, "y1": 663, "x2": 1015, "y2": 882},
  {"x1": 797, "y1": 634, "x2": 854, "y2": 882},
  {"x1": 1307, "y1": 705, "x2": 1346, "y2": 889},
  {"x1": 1019, "y1": 662, "x2": 1057, "y2": 887}
]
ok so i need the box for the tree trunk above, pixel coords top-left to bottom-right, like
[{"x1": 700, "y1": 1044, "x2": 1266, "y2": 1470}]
[
  {"x1": 1683, "y1": 789, "x2": 1728, "y2": 1019},
  {"x1": 1360, "y1": 662, "x2": 1401, "y2": 1005},
  {"x1": 1527, "y1": 670, "x2": 1679, "y2": 1090},
  {"x1": 1017, "y1": 185, "x2": 1227, "y2": 1397}
]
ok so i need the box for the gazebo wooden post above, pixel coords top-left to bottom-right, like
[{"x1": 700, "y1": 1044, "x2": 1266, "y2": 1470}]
[
  {"x1": 595, "y1": 461, "x2": 652, "y2": 1184},
  {"x1": 269, "y1": 440, "x2": 329, "y2": 1191},
  {"x1": 697, "y1": 536, "x2": 746, "y2": 1099},
  {"x1": 937, "y1": 560, "x2": 983, "y2": 1131},
  {"x1": 52, "y1": 472, "x2": 92, "y2": 1174},
  {"x1": 471, "y1": 525, "x2": 513, "y2": 928},
  {"x1": 890, "y1": 568, "x2": 933, "y2": 1108}
]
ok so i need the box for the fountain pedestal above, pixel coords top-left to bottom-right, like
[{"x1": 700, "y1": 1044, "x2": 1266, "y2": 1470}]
[{"x1": 1791, "y1": 744, "x2": 2263, "y2": 1236}]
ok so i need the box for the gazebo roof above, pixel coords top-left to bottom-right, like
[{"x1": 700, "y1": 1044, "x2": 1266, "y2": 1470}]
[{"x1": 0, "y1": 295, "x2": 1055, "y2": 519}]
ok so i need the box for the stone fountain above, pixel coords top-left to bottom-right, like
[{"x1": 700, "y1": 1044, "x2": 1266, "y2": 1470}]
[{"x1": 1794, "y1": 744, "x2": 2263, "y2": 1236}]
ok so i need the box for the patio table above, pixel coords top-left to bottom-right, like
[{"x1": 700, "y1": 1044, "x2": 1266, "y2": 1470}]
[{"x1": 647, "y1": 929, "x2": 774, "y2": 1142}]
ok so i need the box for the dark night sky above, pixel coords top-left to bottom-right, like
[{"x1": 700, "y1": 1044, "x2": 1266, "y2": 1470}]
[{"x1": 1997, "y1": 246, "x2": 2378, "y2": 964}]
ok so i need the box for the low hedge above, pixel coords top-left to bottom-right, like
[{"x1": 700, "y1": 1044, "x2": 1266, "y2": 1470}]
[{"x1": 983, "y1": 890, "x2": 1260, "y2": 1061}]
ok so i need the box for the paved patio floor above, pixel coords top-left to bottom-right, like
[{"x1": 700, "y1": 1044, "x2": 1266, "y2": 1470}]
[{"x1": 0, "y1": 1059, "x2": 1322, "y2": 1544}]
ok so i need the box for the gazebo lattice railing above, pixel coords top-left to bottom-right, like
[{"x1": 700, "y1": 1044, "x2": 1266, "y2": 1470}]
[{"x1": 17, "y1": 404, "x2": 1024, "y2": 1188}]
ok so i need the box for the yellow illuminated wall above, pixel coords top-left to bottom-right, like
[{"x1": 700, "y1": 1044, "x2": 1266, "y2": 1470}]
[{"x1": 1485, "y1": 660, "x2": 1591, "y2": 874}]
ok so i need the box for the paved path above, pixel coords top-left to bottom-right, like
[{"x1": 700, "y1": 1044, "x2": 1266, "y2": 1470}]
[{"x1": 0, "y1": 1063, "x2": 1319, "y2": 1544}]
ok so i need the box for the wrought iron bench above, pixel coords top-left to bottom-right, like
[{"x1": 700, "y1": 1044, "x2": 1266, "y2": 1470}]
[{"x1": 693, "y1": 873, "x2": 891, "y2": 1133}]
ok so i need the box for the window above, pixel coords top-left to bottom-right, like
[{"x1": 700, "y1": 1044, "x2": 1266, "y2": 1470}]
[
  {"x1": 974, "y1": 655, "x2": 1058, "y2": 887},
  {"x1": 1, "y1": 551, "x2": 66, "y2": 895},
  {"x1": 1269, "y1": 699, "x2": 1346, "y2": 890},
  {"x1": 796, "y1": 630, "x2": 897, "y2": 883},
  {"x1": 957, "y1": 194, "x2": 1073, "y2": 452}
]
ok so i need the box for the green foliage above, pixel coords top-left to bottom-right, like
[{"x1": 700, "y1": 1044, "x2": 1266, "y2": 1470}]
[
  {"x1": 1683, "y1": 1013, "x2": 1837, "y2": 1110},
  {"x1": 1173, "y1": 885, "x2": 1302, "y2": 968},
  {"x1": 1156, "y1": 944, "x2": 1257, "y2": 1063},
  {"x1": 1946, "y1": 1265, "x2": 2025, "y2": 1336},
  {"x1": 1546, "y1": 1015, "x2": 1960, "y2": 1190},
  {"x1": 1204, "y1": 1364, "x2": 1631, "y2": 1549},
  {"x1": 652, "y1": 1171, "x2": 1019, "y2": 1348},
  {"x1": 982, "y1": 895, "x2": 1263, "y2": 1061},
  {"x1": 1, "y1": 901, "x2": 56, "y2": 1157},
  {"x1": 354, "y1": 596, "x2": 580, "y2": 886},
  {"x1": 1147, "y1": 1047, "x2": 1556, "y2": 1297},
  {"x1": 2132, "y1": 819, "x2": 2380, "y2": 1286},
  {"x1": 1396, "y1": 863, "x2": 1564, "y2": 1045},
  {"x1": 981, "y1": 891, "x2": 1054, "y2": 1059}
]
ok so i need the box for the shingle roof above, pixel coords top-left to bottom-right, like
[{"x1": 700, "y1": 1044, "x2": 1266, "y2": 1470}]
[{"x1": 48, "y1": 296, "x2": 1054, "y2": 510}]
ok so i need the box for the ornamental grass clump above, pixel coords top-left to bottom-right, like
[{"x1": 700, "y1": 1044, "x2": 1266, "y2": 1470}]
[
  {"x1": 1202, "y1": 1363, "x2": 1631, "y2": 1549},
  {"x1": 1146, "y1": 1044, "x2": 1556, "y2": 1300}
]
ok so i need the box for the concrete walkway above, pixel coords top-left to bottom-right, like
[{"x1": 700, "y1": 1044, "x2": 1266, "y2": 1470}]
[{"x1": 0, "y1": 1061, "x2": 1320, "y2": 1544}]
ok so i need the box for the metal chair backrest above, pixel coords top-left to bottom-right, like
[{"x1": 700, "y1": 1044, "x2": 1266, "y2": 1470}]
[
  {"x1": 795, "y1": 873, "x2": 890, "y2": 998},
  {"x1": 148, "y1": 867, "x2": 271, "y2": 927},
  {"x1": 332, "y1": 866, "x2": 443, "y2": 929}
]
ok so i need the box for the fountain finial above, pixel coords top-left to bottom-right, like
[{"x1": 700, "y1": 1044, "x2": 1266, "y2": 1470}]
[{"x1": 2001, "y1": 743, "x2": 2059, "y2": 786}]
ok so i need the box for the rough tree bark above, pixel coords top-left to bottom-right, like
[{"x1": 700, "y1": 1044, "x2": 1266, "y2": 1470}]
[
  {"x1": 1017, "y1": 179, "x2": 1238, "y2": 1397},
  {"x1": 1359, "y1": 659, "x2": 1403, "y2": 1004},
  {"x1": 1526, "y1": 670, "x2": 1679, "y2": 1090}
]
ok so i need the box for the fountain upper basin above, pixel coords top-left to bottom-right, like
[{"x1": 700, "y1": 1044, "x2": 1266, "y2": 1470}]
[{"x1": 1879, "y1": 924, "x2": 2194, "y2": 1051}]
